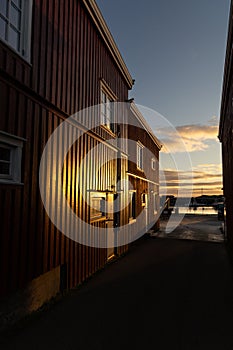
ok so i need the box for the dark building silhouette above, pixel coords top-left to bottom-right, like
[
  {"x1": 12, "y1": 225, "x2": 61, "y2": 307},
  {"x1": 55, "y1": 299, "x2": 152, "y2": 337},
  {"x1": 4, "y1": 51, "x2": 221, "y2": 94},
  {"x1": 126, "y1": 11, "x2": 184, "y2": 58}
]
[{"x1": 219, "y1": 0, "x2": 233, "y2": 245}]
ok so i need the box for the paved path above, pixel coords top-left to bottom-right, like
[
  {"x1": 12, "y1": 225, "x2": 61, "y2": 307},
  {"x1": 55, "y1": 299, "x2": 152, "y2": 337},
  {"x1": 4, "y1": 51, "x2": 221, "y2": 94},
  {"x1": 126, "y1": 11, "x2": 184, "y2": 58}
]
[
  {"x1": 1, "y1": 226, "x2": 233, "y2": 349},
  {"x1": 156, "y1": 215, "x2": 225, "y2": 242}
]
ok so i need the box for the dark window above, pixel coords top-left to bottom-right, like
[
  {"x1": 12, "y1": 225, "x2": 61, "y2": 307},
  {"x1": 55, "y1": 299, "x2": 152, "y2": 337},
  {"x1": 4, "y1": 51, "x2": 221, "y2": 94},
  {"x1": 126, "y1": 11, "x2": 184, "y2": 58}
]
[
  {"x1": 129, "y1": 191, "x2": 136, "y2": 220},
  {"x1": 0, "y1": 132, "x2": 24, "y2": 184},
  {"x1": 0, "y1": 144, "x2": 12, "y2": 178}
]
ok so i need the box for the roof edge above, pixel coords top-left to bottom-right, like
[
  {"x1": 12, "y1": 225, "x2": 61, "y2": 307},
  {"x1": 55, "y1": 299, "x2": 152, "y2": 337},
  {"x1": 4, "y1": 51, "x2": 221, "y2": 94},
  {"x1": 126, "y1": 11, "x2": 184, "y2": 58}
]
[{"x1": 130, "y1": 103, "x2": 163, "y2": 150}]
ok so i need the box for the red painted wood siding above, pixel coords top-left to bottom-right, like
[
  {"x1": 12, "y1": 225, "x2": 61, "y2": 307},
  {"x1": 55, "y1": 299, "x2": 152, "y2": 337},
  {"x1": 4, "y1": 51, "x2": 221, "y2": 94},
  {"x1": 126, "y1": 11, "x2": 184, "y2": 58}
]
[{"x1": 0, "y1": 0, "x2": 130, "y2": 298}]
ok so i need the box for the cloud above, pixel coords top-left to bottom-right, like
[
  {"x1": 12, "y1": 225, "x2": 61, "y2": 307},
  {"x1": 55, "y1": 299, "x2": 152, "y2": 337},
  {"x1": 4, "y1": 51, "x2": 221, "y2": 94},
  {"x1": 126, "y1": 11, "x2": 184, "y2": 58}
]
[
  {"x1": 208, "y1": 115, "x2": 219, "y2": 125},
  {"x1": 156, "y1": 121, "x2": 219, "y2": 153},
  {"x1": 193, "y1": 163, "x2": 222, "y2": 175},
  {"x1": 160, "y1": 163, "x2": 223, "y2": 196}
]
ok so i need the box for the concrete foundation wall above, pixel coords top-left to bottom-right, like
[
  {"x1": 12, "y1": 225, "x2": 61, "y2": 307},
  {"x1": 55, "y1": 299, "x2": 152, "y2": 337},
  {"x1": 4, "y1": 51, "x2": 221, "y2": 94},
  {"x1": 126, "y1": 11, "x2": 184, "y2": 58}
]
[{"x1": 0, "y1": 266, "x2": 60, "y2": 331}]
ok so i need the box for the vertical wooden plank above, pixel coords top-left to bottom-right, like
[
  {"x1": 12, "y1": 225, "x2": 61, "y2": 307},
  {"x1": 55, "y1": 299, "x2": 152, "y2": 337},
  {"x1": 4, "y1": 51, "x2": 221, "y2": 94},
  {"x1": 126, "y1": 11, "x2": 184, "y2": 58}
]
[
  {"x1": 48, "y1": 113, "x2": 55, "y2": 270},
  {"x1": 42, "y1": 109, "x2": 50, "y2": 273},
  {"x1": 53, "y1": 115, "x2": 61, "y2": 268},
  {"x1": 51, "y1": 0, "x2": 58, "y2": 105},
  {"x1": 15, "y1": 59, "x2": 23, "y2": 82},
  {"x1": 0, "y1": 80, "x2": 9, "y2": 131},
  {"x1": 66, "y1": 123, "x2": 73, "y2": 288},
  {"x1": 1, "y1": 189, "x2": 11, "y2": 295},
  {"x1": 56, "y1": 0, "x2": 63, "y2": 109},
  {"x1": 78, "y1": 4, "x2": 84, "y2": 112},
  {"x1": 45, "y1": 0, "x2": 53, "y2": 102},
  {"x1": 70, "y1": 0, "x2": 76, "y2": 115},
  {"x1": 71, "y1": 127, "x2": 78, "y2": 286},
  {"x1": 38, "y1": 0, "x2": 48, "y2": 97},
  {"x1": 66, "y1": 0, "x2": 72, "y2": 115},
  {"x1": 61, "y1": 0, "x2": 68, "y2": 112},
  {"x1": 0, "y1": 46, "x2": 7, "y2": 70},
  {"x1": 85, "y1": 18, "x2": 90, "y2": 109},
  {"x1": 7, "y1": 88, "x2": 17, "y2": 135},
  {"x1": 18, "y1": 98, "x2": 32, "y2": 288},
  {"x1": 73, "y1": 1, "x2": 80, "y2": 114},
  {"x1": 35, "y1": 104, "x2": 44, "y2": 277},
  {"x1": 26, "y1": 101, "x2": 38, "y2": 280},
  {"x1": 31, "y1": 0, "x2": 40, "y2": 90}
]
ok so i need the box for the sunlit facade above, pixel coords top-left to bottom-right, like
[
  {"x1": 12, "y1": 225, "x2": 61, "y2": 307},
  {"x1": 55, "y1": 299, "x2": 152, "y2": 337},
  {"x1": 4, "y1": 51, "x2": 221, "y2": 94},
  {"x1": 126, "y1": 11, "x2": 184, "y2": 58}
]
[{"x1": 0, "y1": 0, "x2": 161, "y2": 326}]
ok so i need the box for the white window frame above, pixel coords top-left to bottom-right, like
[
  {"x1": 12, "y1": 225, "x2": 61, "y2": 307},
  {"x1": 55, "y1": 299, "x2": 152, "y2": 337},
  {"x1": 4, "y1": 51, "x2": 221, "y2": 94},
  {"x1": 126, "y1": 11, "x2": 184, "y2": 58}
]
[
  {"x1": 0, "y1": 131, "x2": 25, "y2": 184},
  {"x1": 100, "y1": 80, "x2": 117, "y2": 134},
  {"x1": 136, "y1": 141, "x2": 144, "y2": 170},
  {"x1": 151, "y1": 158, "x2": 156, "y2": 171},
  {"x1": 0, "y1": 0, "x2": 33, "y2": 62},
  {"x1": 89, "y1": 191, "x2": 106, "y2": 221}
]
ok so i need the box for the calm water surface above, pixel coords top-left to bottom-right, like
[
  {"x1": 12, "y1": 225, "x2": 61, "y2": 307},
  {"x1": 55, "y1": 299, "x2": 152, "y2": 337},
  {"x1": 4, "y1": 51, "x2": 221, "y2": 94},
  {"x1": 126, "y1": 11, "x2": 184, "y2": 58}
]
[{"x1": 178, "y1": 207, "x2": 218, "y2": 215}]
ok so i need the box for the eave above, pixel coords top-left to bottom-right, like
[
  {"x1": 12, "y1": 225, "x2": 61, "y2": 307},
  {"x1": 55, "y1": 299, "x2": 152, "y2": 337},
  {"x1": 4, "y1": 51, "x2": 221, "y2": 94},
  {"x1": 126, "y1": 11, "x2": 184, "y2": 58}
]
[{"x1": 130, "y1": 103, "x2": 163, "y2": 151}]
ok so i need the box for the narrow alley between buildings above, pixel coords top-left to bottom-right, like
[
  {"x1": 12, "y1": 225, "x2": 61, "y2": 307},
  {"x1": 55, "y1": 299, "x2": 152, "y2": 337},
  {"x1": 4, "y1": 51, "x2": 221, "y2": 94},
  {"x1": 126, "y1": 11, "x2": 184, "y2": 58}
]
[{"x1": 1, "y1": 215, "x2": 233, "y2": 350}]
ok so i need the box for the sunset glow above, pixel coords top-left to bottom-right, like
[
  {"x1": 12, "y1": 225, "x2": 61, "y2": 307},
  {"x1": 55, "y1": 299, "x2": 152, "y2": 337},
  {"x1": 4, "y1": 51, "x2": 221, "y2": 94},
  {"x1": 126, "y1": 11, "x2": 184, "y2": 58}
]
[{"x1": 158, "y1": 119, "x2": 222, "y2": 197}]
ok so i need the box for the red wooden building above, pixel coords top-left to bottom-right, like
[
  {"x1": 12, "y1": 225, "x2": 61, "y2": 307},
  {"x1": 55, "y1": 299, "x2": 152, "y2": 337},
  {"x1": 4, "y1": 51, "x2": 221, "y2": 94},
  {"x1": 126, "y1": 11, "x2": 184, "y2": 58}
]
[
  {"x1": 219, "y1": 0, "x2": 233, "y2": 247},
  {"x1": 0, "y1": 0, "x2": 161, "y2": 326}
]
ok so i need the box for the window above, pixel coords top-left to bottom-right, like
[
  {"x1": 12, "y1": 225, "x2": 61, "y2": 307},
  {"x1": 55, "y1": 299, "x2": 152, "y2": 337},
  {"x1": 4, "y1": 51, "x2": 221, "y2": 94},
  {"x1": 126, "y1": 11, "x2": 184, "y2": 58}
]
[
  {"x1": 153, "y1": 186, "x2": 159, "y2": 215},
  {"x1": 141, "y1": 192, "x2": 147, "y2": 207},
  {"x1": 0, "y1": 131, "x2": 24, "y2": 184},
  {"x1": 0, "y1": 144, "x2": 12, "y2": 178},
  {"x1": 101, "y1": 90, "x2": 114, "y2": 131},
  {"x1": 0, "y1": 0, "x2": 33, "y2": 61},
  {"x1": 151, "y1": 158, "x2": 156, "y2": 171},
  {"x1": 128, "y1": 191, "x2": 136, "y2": 221},
  {"x1": 90, "y1": 192, "x2": 106, "y2": 221},
  {"x1": 137, "y1": 142, "x2": 143, "y2": 170}
]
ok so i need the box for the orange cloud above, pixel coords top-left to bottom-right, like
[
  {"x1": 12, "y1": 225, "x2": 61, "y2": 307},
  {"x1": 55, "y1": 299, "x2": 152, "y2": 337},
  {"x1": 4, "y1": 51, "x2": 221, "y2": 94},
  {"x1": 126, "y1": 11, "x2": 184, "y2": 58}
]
[
  {"x1": 157, "y1": 122, "x2": 219, "y2": 153},
  {"x1": 160, "y1": 163, "x2": 223, "y2": 196}
]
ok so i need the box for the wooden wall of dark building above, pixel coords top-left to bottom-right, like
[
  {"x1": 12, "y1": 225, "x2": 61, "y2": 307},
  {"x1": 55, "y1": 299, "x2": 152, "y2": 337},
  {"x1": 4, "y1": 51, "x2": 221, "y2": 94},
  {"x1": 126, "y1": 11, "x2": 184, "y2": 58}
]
[
  {"x1": 0, "y1": 88, "x2": 129, "y2": 297},
  {"x1": 222, "y1": 134, "x2": 233, "y2": 247},
  {"x1": 0, "y1": 0, "x2": 129, "y2": 120},
  {"x1": 0, "y1": 0, "x2": 131, "y2": 297},
  {"x1": 127, "y1": 122, "x2": 160, "y2": 184}
]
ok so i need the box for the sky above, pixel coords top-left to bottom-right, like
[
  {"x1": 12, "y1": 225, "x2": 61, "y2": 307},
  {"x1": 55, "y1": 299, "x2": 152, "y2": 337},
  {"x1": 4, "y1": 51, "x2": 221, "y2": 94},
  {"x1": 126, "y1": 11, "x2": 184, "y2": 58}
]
[{"x1": 96, "y1": 0, "x2": 231, "y2": 198}]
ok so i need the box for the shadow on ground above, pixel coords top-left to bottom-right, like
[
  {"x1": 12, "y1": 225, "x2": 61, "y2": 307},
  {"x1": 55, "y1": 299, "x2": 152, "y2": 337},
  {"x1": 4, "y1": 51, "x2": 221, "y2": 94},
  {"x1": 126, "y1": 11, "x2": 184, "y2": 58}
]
[{"x1": 0, "y1": 216, "x2": 232, "y2": 350}]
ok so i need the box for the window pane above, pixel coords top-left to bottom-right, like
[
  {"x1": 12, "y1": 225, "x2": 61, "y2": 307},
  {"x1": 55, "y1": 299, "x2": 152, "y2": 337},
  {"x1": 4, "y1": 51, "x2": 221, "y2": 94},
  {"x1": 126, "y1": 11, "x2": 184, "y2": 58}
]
[
  {"x1": 10, "y1": 3, "x2": 21, "y2": 30},
  {"x1": 137, "y1": 144, "x2": 143, "y2": 169},
  {"x1": 8, "y1": 26, "x2": 20, "y2": 51},
  {"x1": 0, "y1": 161, "x2": 10, "y2": 175},
  {"x1": 0, "y1": 17, "x2": 6, "y2": 40},
  {"x1": 0, "y1": 147, "x2": 11, "y2": 161},
  {"x1": 0, "y1": 0, "x2": 7, "y2": 17},
  {"x1": 90, "y1": 194, "x2": 106, "y2": 220},
  {"x1": 101, "y1": 91, "x2": 105, "y2": 103}
]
